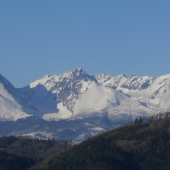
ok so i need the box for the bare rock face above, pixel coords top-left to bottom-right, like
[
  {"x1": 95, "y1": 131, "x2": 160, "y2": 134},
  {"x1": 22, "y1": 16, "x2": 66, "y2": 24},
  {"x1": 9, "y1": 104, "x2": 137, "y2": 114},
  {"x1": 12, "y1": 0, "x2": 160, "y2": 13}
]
[
  {"x1": 1, "y1": 69, "x2": 170, "y2": 143},
  {"x1": 54, "y1": 68, "x2": 96, "y2": 113},
  {"x1": 23, "y1": 68, "x2": 96, "y2": 114},
  {"x1": 18, "y1": 69, "x2": 170, "y2": 120}
]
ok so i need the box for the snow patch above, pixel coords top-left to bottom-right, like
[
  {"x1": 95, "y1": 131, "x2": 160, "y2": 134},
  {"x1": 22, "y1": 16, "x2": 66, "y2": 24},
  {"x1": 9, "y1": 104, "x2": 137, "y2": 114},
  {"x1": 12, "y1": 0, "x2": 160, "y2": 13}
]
[
  {"x1": 43, "y1": 103, "x2": 72, "y2": 121},
  {"x1": 74, "y1": 83, "x2": 129, "y2": 116},
  {"x1": 90, "y1": 127, "x2": 105, "y2": 131}
]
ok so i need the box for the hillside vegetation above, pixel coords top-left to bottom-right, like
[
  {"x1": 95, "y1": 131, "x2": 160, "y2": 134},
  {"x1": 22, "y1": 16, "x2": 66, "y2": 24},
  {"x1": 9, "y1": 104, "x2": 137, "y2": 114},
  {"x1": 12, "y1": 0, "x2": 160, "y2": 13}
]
[
  {"x1": 0, "y1": 136, "x2": 70, "y2": 170},
  {"x1": 30, "y1": 112, "x2": 170, "y2": 170},
  {"x1": 1, "y1": 112, "x2": 170, "y2": 170}
]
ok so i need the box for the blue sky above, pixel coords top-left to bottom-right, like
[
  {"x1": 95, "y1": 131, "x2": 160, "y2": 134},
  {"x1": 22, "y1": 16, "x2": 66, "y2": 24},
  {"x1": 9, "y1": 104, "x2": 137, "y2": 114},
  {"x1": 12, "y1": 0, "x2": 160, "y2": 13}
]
[{"x1": 1, "y1": 1, "x2": 170, "y2": 87}]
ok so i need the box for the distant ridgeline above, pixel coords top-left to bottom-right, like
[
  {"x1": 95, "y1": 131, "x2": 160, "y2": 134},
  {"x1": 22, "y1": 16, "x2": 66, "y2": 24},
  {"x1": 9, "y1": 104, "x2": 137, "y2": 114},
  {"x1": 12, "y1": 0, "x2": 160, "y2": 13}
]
[
  {"x1": 1, "y1": 112, "x2": 170, "y2": 170},
  {"x1": 1, "y1": 69, "x2": 170, "y2": 143}
]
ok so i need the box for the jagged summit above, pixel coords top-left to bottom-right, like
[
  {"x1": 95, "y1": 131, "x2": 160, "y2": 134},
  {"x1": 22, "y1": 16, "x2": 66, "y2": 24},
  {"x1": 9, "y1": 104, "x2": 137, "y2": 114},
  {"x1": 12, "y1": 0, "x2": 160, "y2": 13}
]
[
  {"x1": 73, "y1": 67, "x2": 83, "y2": 72},
  {"x1": 27, "y1": 68, "x2": 97, "y2": 115},
  {"x1": 19, "y1": 69, "x2": 170, "y2": 121},
  {"x1": 0, "y1": 74, "x2": 31, "y2": 121},
  {"x1": 1, "y1": 69, "x2": 170, "y2": 143},
  {"x1": 1, "y1": 69, "x2": 170, "y2": 122},
  {"x1": 121, "y1": 74, "x2": 127, "y2": 78},
  {"x1": 0, "y1": 74, "x2": 16, "y2": 94}
]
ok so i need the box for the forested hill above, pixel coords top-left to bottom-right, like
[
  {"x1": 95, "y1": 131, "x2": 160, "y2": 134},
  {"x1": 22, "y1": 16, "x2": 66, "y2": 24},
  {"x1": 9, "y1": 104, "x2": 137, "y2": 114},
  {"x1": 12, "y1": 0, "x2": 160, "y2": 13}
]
[
  {"x1": 1, "y1": 113, "x2": 170, "y2": 170},
  {"x1": 0, "y1": 136, "x2": 70, "y2": 170},
  {"x1": 30, "y1": 113, "x2": 170, "y2": 170}
]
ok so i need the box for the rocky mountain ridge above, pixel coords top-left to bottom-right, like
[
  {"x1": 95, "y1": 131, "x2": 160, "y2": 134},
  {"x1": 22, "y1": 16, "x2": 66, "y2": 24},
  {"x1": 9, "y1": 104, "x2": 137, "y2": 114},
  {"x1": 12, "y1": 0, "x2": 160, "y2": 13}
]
[{"x1": 0, "y1": 68, "x2": 170, "y2": 143}]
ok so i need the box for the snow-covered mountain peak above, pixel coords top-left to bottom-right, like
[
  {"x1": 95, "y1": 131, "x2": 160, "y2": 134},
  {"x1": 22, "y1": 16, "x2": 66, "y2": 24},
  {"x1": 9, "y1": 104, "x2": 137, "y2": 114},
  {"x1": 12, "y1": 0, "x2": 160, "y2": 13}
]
[
  {"x1": 30, "y1": 74, "x2": 51, "y2": 88},
  {"x1": 64, "y1": 68, "x2": 96, "y2": 82},
  {"x1": 3, "y1": 69, "x2": 170, "y2": 124},
  {"x1": 0, "y1": 74, "x2": 24, "y2": 99},
  {"x1": 30, "y1": 68, "x2": 95, "y2": 90},
  {"x1": 0, "y1": 74, "x2": 34, "y2": 121},
  {"x1": 73, "y1": 67, "x2": 83, "y2": 73},
  {"x1": 0, "y1": 74, "x2": 15, "y2": 90},
  {"x1": 44, "y1": 75, "x2": 50, "y2": 78},
  {"x1": 119, "y1": 75, "x2": 155, "y2": 91},
  {"x1": 26, "y1": 69, "x2": 97, "y2": 115},
  {"x1": 95, "y1": 73, "x2": 127, "y2": 88},
  {"x1": 2, "y1": 70, "x2": 170, "y2": 143},
  {"x1": 156, "y1": 74, "x2": 170, "y2": 84},
  {"x1": 120, "y1": 74, "x2": 127, "y2": 78}
]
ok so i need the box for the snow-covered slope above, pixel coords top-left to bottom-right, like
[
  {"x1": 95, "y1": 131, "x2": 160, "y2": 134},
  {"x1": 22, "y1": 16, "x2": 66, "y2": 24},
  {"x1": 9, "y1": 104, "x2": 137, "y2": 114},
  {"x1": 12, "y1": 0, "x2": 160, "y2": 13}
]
[
  {"x1": 19, "y1": 68, "x2": 97, "y2": 121},
  {"x1": 74, "y1": 83, "x2": 129, "y2": 117},
  {"x1": 1, "y1": 68, "x2": 170, "y2": 143},
  {"x1": 0, "y1": 74, "x2": 33, "y2": 121},
  {"x1": 18, "y1": 69, "x2": 170, "y2": 122}
]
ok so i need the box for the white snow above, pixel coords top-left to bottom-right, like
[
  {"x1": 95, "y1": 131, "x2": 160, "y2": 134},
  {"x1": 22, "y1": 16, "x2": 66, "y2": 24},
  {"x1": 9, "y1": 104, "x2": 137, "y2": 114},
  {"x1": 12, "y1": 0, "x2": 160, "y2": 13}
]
[
  {"x1": 0, "y1": 79, "x2": 31, "y2": 121},
  {"x1": 43, "y1": 103, "x2": 72, "y2": 121},
  {"x1": 2, "y1": 69, "x2": 170, "y2": 143},
  {"x1": 74, "y1": 83, "x2": 129, "y2": 116},
  {"x1": 2, "y1": 69, "x2": 170, "y2": 124},
  {"x1": 90, "y1": 127, "x2": 105, "y2": 131}
]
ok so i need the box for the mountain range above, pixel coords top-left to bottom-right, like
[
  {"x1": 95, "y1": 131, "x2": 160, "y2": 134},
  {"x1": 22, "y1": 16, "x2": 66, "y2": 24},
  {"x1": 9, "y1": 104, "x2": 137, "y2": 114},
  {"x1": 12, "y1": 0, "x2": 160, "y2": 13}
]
[{"x1": 0, "y1": 68, "x2": 170, "y2": 143}]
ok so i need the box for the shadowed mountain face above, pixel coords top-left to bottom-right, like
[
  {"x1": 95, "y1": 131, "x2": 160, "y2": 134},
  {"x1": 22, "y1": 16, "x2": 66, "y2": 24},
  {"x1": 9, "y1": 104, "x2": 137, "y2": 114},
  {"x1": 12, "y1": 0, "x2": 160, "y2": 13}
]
[
  {"x1": 0, "y1": 74, "x2": 34, "y2": 121},
  {"x1": 1, "y1": 68, "x2": 170, "y2": 142},
  {"x1": 0, "y1": 115, "x2": 118, "y2": 144}
]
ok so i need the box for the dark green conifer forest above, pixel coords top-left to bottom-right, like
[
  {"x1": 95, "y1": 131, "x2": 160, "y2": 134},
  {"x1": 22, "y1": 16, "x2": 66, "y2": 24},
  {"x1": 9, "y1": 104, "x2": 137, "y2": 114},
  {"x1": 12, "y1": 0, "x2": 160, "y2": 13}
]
[
  {"x1": 1, "y1": 112, "x2": 170, "y2": 170},
  {"x1": 0, "y1": 136, "x2": 69, "y2": 170},
  {"x1": 31, "y1": 112, "x2": 170, "y2": 170}
]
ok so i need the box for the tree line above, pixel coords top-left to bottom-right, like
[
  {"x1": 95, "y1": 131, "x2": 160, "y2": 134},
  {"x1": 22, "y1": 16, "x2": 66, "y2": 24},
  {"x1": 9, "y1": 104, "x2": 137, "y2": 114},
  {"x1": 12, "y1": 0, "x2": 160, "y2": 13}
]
[{"x1": 134, "y1": 111, "x2": 170, "y2": 124}]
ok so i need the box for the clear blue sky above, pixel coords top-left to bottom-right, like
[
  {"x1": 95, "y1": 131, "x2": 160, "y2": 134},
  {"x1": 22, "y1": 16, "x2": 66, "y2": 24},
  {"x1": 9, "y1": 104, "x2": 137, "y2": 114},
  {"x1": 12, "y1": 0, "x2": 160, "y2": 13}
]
[{"x1": 1, "y1": 1, "x2": 170, "y2": 87}]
